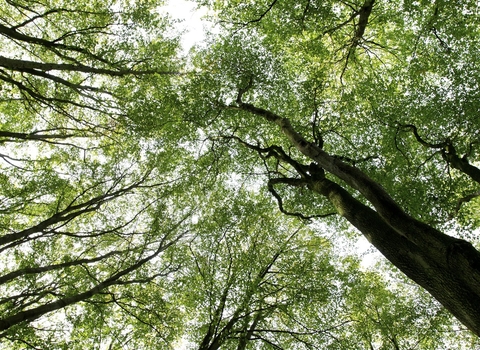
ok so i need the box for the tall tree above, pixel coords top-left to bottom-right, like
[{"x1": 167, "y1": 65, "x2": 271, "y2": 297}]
[
  {"x1": 183, "y1": 0, "x2": 480, "y2": 336},
  {"x1": 170, "y1": 188, "x2": 474, "y2": 349},
  {"x1": 0, "y1": 0, "x2": 194, "y2": 347}
]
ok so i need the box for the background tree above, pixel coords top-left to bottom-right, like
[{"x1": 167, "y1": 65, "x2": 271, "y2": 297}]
[
  {"x1": 169, "y1": 188, "x2": 477, "y2": 349},
  {"x1": 0, "y1": 0, "x2": 195, "y2": 347}
]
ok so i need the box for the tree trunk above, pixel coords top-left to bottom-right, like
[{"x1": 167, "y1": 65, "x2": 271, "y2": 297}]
[
  {"x1": 236, "y1": 101, "x2": 480, "y2": 336},
  {"x1": 309, "y1": 176, "x2": 480, "y2": 336}
]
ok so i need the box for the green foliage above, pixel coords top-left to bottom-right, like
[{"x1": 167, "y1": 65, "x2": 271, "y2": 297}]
[
  {"x1": 1, "y1": 0, "x2": 480, "y2": 348},
  {"x1": 189, "y1": 0, "x2": 480, "y2": 230}
]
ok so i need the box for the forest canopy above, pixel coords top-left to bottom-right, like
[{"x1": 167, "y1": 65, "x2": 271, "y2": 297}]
[{"x1": 1, "y1": 0, "x2": 480, "y2": 349}]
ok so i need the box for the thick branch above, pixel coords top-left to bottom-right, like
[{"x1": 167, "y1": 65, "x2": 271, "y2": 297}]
[
  {"x1": 0, "y1": 130, "x2": 77, "y2": 141},
  {"x1": 0, "y1": 23, "x2": 110, "y2": 64},
  {"x1": 233, "y1": 98, "x2": 451, "y2": 250},
  {"x1": 400, "y1": 123, "x2": 480, "y2": 184},
  {"x1": 0, "y1": 55, "x2": 179, "y2": 76},
  {"x1": 454, "y1": 191, "x2": 480, "y2": 215},
  {"x1": 354, "y1": 0, "x2": 375, "y2": 43},
  {"x1": 442, "y1": 147, "x2": 480, "y2": 184},
  {"x1": 236, "y1": 311, "x2": 263, "y2": 350}
]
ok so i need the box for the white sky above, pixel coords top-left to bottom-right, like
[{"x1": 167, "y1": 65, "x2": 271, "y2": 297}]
[{"x1": 162, "y1": 0, "x2": 209, "y2": 52}]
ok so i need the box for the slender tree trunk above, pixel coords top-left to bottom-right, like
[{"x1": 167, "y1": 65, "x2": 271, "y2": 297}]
[{"x1": 0, "y1": 231, "x2": 183, "y2": 334}]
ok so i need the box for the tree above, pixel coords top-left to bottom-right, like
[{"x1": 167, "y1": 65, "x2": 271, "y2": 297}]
[
  {"x1": 182, "y1": 0, "x2": 480, "y2": 336},
  {"x1": 169, "y1": 188, "x2": 474, "y2": 349},
  {"x1": 0, "y1": 0, "x2": 196, "y2": 347},
  {"x1": 1, "y1": 0, "x2": 480, "y2": 348}
]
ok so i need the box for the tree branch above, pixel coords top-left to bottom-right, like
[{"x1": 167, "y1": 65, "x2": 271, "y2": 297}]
[
  {"x1": 268, "y1": 178, "x2": 335, "y2": 220},
  {"x1": 0, "y1": 228, "x2": 187, "y2": 333},
  {"x1": 222, "y1": 0, "x2": 279, "y2": 30},
  {"x1": 0, "y1": 55, "x2": 180, "y2": 76},
  {"x1": 399, "y1": 123, "x2": 480, "y2": 184}
]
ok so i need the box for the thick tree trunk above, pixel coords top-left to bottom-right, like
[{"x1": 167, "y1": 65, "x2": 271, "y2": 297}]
[
  {"x1": 298, "y1": 138, "x2": 480, "y2": 336},
  {"x1": 309, "y1": 177, "x2": 480, "y2": 336},
  {"x1": 236, "y1": 101, "x2": 480, "y2": 336}
]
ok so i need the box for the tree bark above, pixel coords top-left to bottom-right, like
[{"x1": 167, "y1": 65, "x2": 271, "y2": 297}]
[
  {"x1": 0, "y1": 55, "x2": 175, "y2": 76},
  {"x1": 235, "y1": 100, "x2": 480, "y2": 336},
  {"x1": 309, "y1": 176, "x2": 480, "y2": 336}
]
